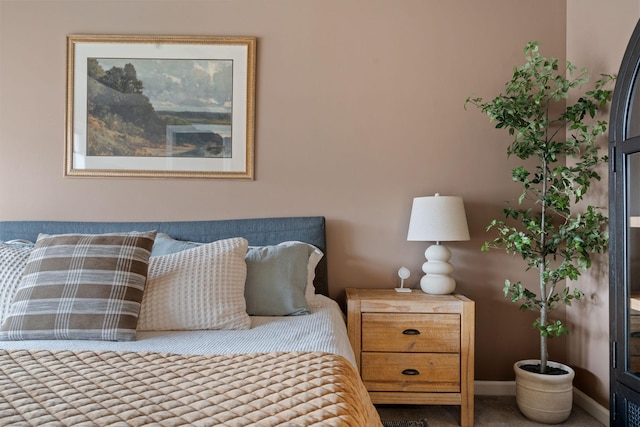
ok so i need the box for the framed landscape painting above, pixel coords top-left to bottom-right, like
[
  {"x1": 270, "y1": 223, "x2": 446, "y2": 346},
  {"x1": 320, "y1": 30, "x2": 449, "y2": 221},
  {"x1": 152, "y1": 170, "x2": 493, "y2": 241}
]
[{"x1": 65, "y1": 35, "x2": 256, "y2": 179}]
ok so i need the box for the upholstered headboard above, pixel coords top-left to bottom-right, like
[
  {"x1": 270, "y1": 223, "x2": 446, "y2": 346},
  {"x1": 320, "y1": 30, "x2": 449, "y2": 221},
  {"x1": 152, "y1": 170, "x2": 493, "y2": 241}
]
[{"x1": 0, "y1": 216, "x2": 329, "y2": 296}]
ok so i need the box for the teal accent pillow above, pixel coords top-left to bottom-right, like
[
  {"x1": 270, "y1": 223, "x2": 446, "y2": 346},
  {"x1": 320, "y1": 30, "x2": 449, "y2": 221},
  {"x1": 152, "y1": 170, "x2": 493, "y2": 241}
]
[
  {"x1": 151, "y1": 234, "x2": 316, "y2": 316},
  {"x1": 244, "y1": 243, "x2": 310, "y2": 316},
  {"x1": 152, "y1": 234, "x2": 200, "y2": 255}
]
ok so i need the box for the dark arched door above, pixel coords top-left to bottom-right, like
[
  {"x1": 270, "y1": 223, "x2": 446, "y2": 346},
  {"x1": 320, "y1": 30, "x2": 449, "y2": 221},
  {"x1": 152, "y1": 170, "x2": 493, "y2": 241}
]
[{"x1": 610, "y1": 18, "x2": 640, "y2": 427}]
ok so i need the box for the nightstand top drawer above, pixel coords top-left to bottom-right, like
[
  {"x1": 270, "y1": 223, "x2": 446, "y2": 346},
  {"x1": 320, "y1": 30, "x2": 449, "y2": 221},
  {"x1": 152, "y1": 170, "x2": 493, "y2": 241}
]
[
  {"x1": 362, "y1": 313, "x2": 460, "y2": 353},
  {"x1": 346, "y1": 288, "x2": 472, "y2": 314}
]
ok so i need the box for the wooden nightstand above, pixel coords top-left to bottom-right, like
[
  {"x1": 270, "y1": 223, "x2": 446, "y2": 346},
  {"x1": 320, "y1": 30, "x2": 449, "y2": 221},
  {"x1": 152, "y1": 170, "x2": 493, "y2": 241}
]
[{"x1": 346, "y1": 288, "x2": 475, "y2": 427}]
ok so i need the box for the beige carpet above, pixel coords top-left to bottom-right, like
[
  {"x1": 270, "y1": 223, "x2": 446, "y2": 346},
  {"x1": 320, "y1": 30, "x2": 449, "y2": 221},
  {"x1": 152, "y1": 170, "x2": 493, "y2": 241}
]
[{"x1": 376, "y1": 395, "x2": 605, "y2": 426}]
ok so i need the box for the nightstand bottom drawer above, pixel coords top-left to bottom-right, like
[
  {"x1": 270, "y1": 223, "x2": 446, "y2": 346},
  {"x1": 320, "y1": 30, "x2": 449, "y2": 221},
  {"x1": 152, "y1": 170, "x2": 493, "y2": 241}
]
[{"x1": 361, "y1": 352, "x2": 460, "y2": 392}]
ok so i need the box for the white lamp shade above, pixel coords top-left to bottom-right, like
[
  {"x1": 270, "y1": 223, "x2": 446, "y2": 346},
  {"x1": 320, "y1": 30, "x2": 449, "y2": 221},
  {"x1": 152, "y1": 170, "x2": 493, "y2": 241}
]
[{"x1": 407, "y1": 194, "x2": 470, "y2": 242}]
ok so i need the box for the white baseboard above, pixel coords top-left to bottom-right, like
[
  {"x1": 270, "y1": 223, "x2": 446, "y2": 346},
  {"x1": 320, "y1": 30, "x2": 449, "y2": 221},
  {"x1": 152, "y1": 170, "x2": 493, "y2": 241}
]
[
  {"x1": 573, "y1": 387, "x2": 610, "y2": 426},
  {"x1": 474, "y1": 380, "x2": 609, "y2": 426}
]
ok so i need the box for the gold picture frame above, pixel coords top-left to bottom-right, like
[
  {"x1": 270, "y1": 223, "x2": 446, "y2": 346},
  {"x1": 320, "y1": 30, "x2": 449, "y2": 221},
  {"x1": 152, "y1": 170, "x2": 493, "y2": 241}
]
[{"x1": 65, "y1": 35, "x2": 256, "y2": 179}]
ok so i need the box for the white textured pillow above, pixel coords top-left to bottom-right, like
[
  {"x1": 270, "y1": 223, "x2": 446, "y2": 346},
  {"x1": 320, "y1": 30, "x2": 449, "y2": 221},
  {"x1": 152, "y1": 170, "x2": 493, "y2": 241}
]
[
  {"x1": 0, "y1": 242, "x2": 33, "y2": 324},
  {"x1": 305, "y1": 245, "x2": 324, "y2": 299},
  {"x1": 138, "y1": 237, "x2": 250, "y2": 331}
]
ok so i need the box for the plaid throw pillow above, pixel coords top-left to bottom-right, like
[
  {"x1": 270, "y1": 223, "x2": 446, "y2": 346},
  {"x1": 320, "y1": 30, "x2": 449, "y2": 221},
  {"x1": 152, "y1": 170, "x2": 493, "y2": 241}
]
[{"x1": 0, "y1": 231, "x2": 156, "y2": 341}]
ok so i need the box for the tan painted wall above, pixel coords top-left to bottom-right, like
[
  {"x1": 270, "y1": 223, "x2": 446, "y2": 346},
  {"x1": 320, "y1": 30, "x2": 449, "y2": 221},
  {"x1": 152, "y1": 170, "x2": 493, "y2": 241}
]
[
  {"x1": 566, "y1": 0, "x2": 640, "y2": 407},
  {"x1": 1, "y1": 0, "x2": 575, "y2": 383}
]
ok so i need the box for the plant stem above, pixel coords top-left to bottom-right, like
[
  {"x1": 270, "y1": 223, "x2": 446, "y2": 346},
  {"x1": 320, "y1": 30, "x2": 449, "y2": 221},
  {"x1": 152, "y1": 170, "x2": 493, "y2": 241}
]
[
  {"x1": 540, "y1": 271, "x2": 548, "y2": 373},
  {"x1": 540, "y1": 117, "x2": 549, "y2": 374}
]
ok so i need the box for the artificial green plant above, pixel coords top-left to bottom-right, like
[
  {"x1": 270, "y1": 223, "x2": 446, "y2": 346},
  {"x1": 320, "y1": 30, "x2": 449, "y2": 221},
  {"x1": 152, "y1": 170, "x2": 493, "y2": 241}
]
[{"x1": 465, "y1": 42, "x2": 614, "y2": 374}]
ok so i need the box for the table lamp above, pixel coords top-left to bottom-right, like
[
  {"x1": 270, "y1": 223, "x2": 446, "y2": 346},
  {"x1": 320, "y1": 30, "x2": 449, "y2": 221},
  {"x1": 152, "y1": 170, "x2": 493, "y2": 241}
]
[{"x1": 407, "y1": 193, "x2": 470, "y2": 294}]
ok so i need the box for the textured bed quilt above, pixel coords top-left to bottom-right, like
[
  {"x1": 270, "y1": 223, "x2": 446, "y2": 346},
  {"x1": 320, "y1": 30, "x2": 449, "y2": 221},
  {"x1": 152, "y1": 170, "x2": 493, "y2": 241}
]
[{"x1": 0, "y1": 349, "x2": 382, "y2": 426}]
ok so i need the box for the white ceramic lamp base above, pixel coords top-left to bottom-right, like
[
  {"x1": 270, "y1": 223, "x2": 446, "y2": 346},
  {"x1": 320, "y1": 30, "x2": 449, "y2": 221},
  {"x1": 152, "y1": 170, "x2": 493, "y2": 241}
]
[{"x1": 420, "y1": 243, "x2": 456, "y2": 294}]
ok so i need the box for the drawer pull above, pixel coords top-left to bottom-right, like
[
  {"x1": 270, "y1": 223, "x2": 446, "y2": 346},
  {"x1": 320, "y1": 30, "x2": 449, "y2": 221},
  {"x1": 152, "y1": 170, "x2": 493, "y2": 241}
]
[
  {"x1": 402, "y1": 329, "x2": 421, "y2": 335},
  {"x1": 402, "y1": 369, "x2": 420, "y2": 376}
]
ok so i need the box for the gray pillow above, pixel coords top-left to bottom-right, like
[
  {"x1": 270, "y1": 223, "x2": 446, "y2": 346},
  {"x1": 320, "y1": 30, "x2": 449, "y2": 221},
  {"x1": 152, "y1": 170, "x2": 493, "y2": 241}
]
[
  {"x1": 152, "y1": 234, "x2": 314, "y2": 316},
  {"x1": 151, "y1": 233, "x2": 200, "y2": 255},
  {"x1": 244, "y1": 243, "x2": 310, "y2": 316}
]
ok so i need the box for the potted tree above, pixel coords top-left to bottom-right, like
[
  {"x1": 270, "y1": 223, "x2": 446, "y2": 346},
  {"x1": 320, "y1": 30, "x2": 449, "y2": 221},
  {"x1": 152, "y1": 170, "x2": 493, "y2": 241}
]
[{"x1": 465, "y1": 41, "x2": 614, "y2": 423}]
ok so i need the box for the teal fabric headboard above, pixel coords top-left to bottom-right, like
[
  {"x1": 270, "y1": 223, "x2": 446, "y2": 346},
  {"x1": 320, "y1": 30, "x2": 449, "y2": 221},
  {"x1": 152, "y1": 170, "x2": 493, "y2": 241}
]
[{"x1": 0, "y1": 216, "x2": 328, "y2": 296}]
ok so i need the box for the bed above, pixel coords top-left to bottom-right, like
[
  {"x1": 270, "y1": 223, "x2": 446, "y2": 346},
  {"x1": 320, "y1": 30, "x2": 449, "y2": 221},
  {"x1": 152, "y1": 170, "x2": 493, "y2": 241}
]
[{"x1": 0, "y1": 216, "x2": 382, "y2": 426}]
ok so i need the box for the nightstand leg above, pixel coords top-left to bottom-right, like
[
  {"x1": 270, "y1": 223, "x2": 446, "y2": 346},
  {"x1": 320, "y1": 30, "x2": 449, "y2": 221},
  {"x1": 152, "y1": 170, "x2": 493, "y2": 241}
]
[{"x1": 461, "y1": 396, "x2": 474, "y2": 426}]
